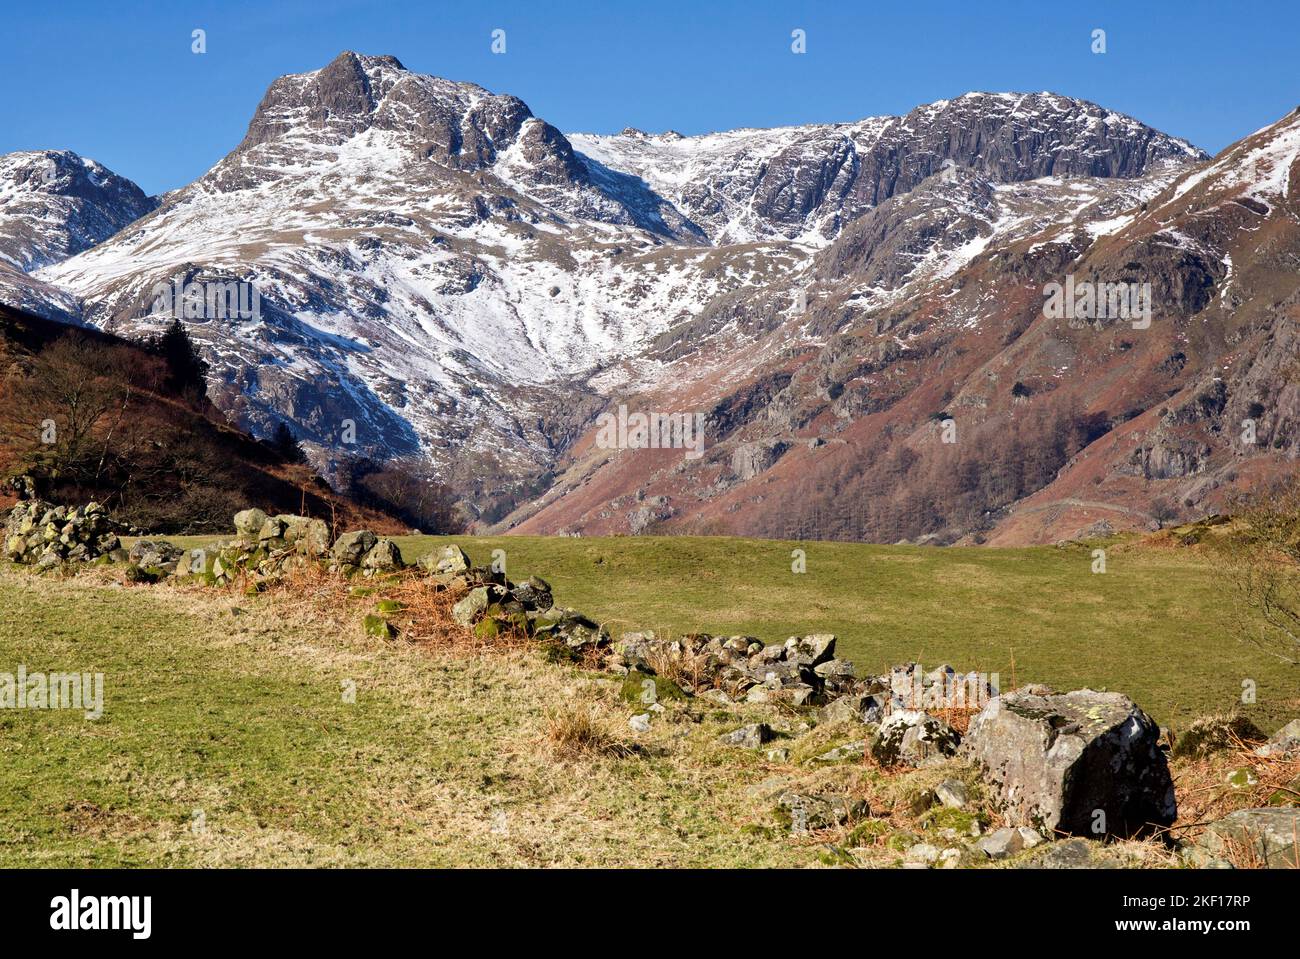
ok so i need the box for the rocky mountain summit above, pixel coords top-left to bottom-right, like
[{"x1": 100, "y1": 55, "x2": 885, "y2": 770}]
[
  {"x1": 571, "y1": 91, "x2": 1204, "y2": 244},
  {"x1": 0, "y1": 150, "x2": 156, "y2": 273},
  {"x1": 0, "y1": 150, "x2": 156, "y2": 321},
  {"x1": 512, "y1": 106, "x2": 1300, "y2": 543}
]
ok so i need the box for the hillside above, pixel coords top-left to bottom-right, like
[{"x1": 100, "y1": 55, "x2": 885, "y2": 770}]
[
  {"x1": 510, "y1": 107, "x2": 1300, "y2": 544},
  {"x1": 2, "y1": 530, "x2": 1294, "y2": 867},
  {"x1": 0, "y1": 302, "x2": 406, "y2": 533}
]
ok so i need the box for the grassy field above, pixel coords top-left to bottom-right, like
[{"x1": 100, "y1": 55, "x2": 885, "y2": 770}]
[
  {"x1": 134, "y1": 533, "x2": 1298, "y2": 731},
  {"x1": 0, "y1": 566, "x2": 817, "y2": 867},
  {"x1": 2, "y1": 534, "x2": 1295, "y2": 867}
]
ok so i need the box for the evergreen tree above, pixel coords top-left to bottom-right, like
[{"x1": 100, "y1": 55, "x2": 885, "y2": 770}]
[
  {"x1": 152, "y1": 318, "x2": 210, "y2": 398},
  {"x1": 270, "y1": 421, "x2": 309, "y2": 464}
]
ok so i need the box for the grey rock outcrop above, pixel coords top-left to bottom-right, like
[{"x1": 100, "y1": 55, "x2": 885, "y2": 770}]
[
  {"x1": 869, "y1": 709, "x2": 961, "y2": 767},
  {"x1": 719, "y1": 723, "x2": 774, "y2": 749},
  {"x1": 964, "y1": 688, "x2": 1176, "y2": 838},
  {"x1": 1255, "y1": 719, "x2": 1300, "y2": 760}
]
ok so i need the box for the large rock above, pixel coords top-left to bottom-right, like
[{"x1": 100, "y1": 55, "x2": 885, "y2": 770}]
[
  {"x1": 330, "y1": 529, "x2": 377, "y2": 566},
  {"x1": 775, "y1": 792, "x2": 869, "y2": 832},
  {"x1": 512, "y1": 576, "x2": 553, "y2": 611},
  {"x1": 869, "y1": 709, "x2": 961, "y2": 767},
  {"x1": 964, "y1": 688, "x2": 1175, "y2": 839},
  {"x1": 452, "y1": 587, "x2": 490, "y2": 627},
  {"x1": 1255, "y1": 719, "x2": 1300, "y2": 760},
  {"x1": 127, "y1": 539, "x2": 183, "y2": 572},
  {"x1": 418, "y1": 543, "x2": 471, "y2": 575},
  {"x1": 976, "y1": 826, "x2": 1046, "y2": 860},
  {"x1": 1196, "y1": 808, "x2": 1300, "y2": 868},
  {"x1": 785, "y1": 633, "x2": 836, "y2": 667},
  {"x1": 277, "y1": 515, "x2": 331, "y2": 556},
  {"x1": 360, "y1": 538, "x2": 404, "y2": 571},
  {"x1": 233, "y1": 508, "x2": 269, "y2": 539},
  {"x1": 822, "y1": 693, "x2": 887, "y2": 725},
  {"x1": 719, "y1": 723, "x2": 774, "y2": 749}
]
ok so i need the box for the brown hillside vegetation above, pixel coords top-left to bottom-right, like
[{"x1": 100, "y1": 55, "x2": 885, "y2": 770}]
[{"x1": 0, "y1": 303, "x2": 406, "y2": 534}]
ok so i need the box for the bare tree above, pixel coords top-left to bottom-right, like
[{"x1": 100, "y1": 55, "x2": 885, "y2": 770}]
[{"x1": 1228, "y1": 477, "x2": 1300, "y2": 665}]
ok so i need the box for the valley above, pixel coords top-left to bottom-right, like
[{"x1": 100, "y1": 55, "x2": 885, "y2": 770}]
[{"x1": 10, "y1": 54, "x2": 1294, "y2": 546}]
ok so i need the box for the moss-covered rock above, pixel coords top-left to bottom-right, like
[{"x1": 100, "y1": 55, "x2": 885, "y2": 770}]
[
  {"x1": 620, "y1": 671, "x2": 686, "y2": 706},
  {"x1": 452, "y1": 587, "x2": 490, "y2": 627},
  {"x1": 363, "y1": 613, "x2": 397, "y2": 640},
  {"x1": 123, "y1": 564, "x2": 161, "y2": 585},
  {"x1": 1171, "y1": 713, "x2": 1264, "y2": 760}
]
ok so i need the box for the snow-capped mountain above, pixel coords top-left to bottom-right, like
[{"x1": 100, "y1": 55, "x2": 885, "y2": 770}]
[
  {"x1": 513, "y1": 105, "x2": 1300, "y2": 544},
  {"x1": 570, "y1": 92, "x2": 1204, "y2": 245},
  {"x1": 19, "y1": 51, "x2": 1282, "y2": 539},
  {"x1": 0, "y1": 150, "x2": 156, "y2": 320},
  {"x1": 38, "y1": 53, "x2": 787, "y2": 504},
  {"x1": 0, "y1": 149, "x2": 156, "y2": 271}
]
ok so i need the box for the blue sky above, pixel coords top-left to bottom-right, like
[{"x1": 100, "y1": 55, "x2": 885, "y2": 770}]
[{"x1": 3, "y1": 0, "x2": 1297, "y2": 195}]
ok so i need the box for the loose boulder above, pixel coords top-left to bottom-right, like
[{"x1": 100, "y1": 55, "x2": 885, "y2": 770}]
[
  {"x1": 127, "y1": 539, "x2": 184, "y2": 575},
  {"x1": 975, "y1": 826, "x2": 1045, "y2": 860},
  {"x1": 360, "y1": 538, "x2": 404, "y2": 571},
  {"x1": 452, "y1": 587, "x2": 492, "y2": 627},
  {"x1": 964, "y1": 688, "x2": 1176, "y2": 839},
  {"x1": 233, "y1": 508, "x2": 269, "y2": 540},
  {"x1": 719, "y1": 723, "x2": 774, "y2": 749},
  {"x1": 330, "y1": 529, "x2": 377, "y2": 567},
  {"x1": 276, "y1": 515, "x2": 331, "y2": 556},
  {"x1": 419, "y1": 544, "x2": 471, "y2": 576},
  {"x1": 822, "y1": 693, "x2": 887, "y2": 725},
  {"x1": 775, "y1": 792, "x2": 869, "y2": 832}
]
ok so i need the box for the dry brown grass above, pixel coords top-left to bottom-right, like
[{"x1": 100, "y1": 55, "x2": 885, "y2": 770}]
[
  {"x1": 928, "y1": 704, "x2": 980, "y2": 737},
  {"x1": 542, "y1": 701, "x2": 637, "y2": 759},
  {"x1": 1169, "y1": 725, "x2": 1300, "y2": 851},
  {"x1": 382, "y1": 576, "x2": 529, "y2": 651},
  {"x1": 641, "y1": 640, "x2": 715, "y2": 691},
  {"x1": 248, "y1": 564, "x2": 531, "y2": 653}
]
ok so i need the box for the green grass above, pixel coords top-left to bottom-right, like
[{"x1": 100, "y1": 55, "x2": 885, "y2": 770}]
[
  {"x1": 5, "y1": 532, "x2": 1295, "y2": 867},
  {"x1": 138, "y1": 533, "x2": 1298, "y2": 731},
  {"x1": 0, "y1": 567, "x2": 817, "y2": 867},
  {"x1": 405, "y1": 534, "x2": 1300, "y2": 731}
]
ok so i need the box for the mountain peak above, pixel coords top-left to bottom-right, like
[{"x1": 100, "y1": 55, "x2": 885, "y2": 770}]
[
  {"x1": 329, "y1": 50, "x2": 406, "y2": 72},
  {"x1": 0, "y1": 149, "x2": 156, "y2": 273},
  {"x1": 238, "y1": 51, "x2": 424, "y2": 149}
]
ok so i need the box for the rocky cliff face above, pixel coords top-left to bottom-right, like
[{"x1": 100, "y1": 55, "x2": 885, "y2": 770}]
[
  {"x1": 570, "y1": 92, "x2": 1204, "y2": 243},
  {"x1": 0, "y1": 150, "x2": 156, "y2": 271},
  {"x1": 0, "y1": 150, "x2": 156, "y2": 321},
  {"x1": 35, "y1": 53, "x2": 738, "y2": 509}
]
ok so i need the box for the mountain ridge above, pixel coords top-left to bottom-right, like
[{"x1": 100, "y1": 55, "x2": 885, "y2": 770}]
[{"x1": 9, "y1": 52, "x2": 1294, "y2": 544}]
